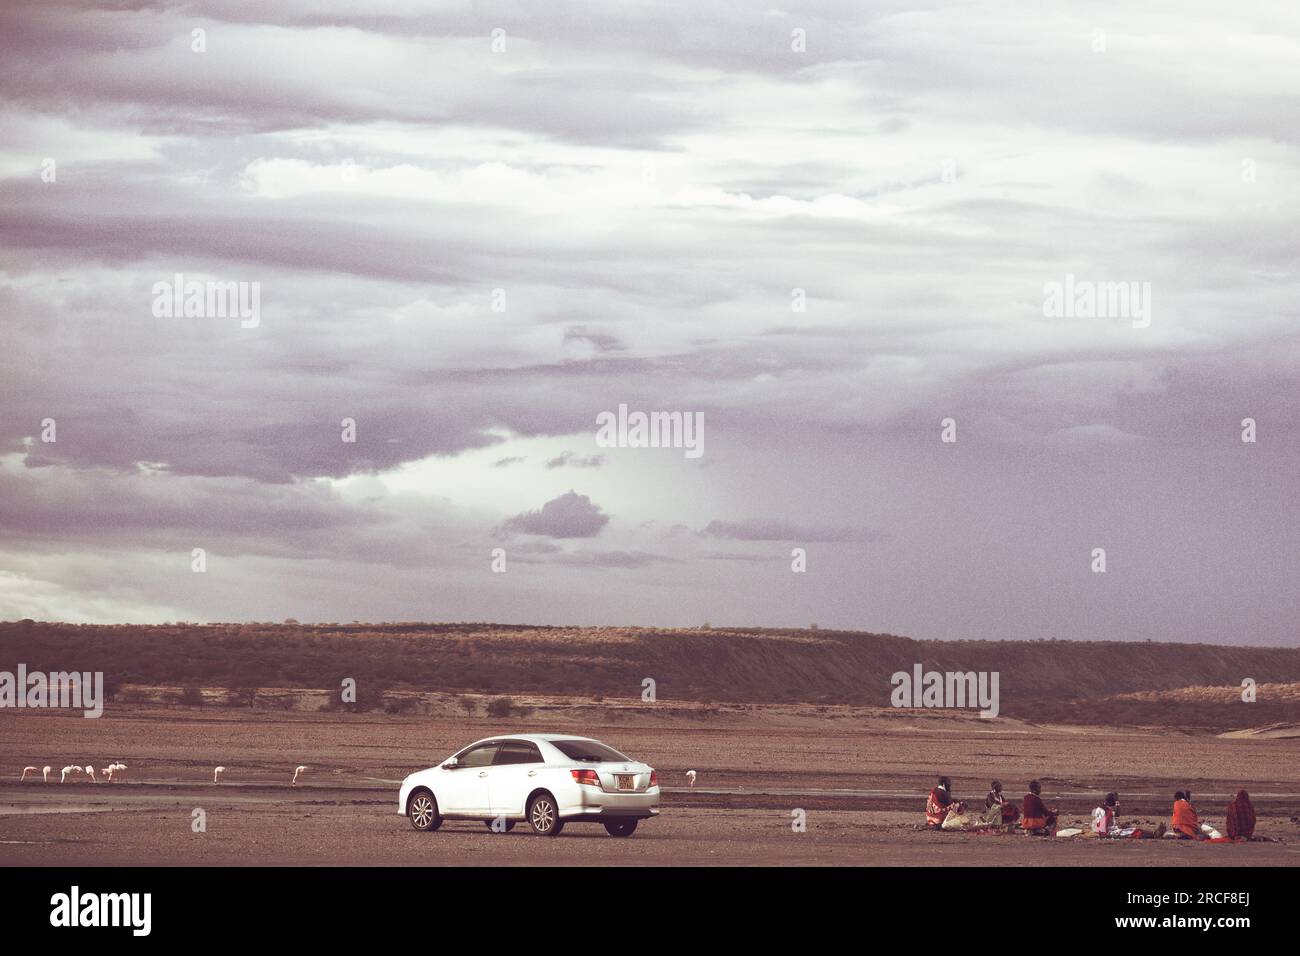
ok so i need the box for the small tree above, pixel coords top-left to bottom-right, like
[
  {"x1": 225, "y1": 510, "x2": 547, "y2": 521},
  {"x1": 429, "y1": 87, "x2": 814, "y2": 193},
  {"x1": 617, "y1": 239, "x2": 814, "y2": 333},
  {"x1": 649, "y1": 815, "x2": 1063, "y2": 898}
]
[{"x1": 230, "y1": 687, "x2": 258, "y2": 708}]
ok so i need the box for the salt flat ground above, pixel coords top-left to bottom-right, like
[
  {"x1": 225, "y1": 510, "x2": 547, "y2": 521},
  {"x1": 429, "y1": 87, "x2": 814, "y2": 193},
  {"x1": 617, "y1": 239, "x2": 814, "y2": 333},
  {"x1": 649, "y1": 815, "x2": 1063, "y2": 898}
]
[{"x1": 2, "y1": 702, "x2": 1297, "y2": 866}]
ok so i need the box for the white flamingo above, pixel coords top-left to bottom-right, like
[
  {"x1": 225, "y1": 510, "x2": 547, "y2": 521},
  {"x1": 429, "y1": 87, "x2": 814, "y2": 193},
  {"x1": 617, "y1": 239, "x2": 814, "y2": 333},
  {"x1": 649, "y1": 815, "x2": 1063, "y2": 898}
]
[
  {"x1": 85, "y1": 764, "x2": 98, "y2": 783},
  {"x1": 60, "y1": 765, "x2": 82, "y2": 783},
  {"x1": 109, "y1": 762, "x2": 127, "y2": 782},
  {"x1": 213, "y1": 766, "x2": 226, "y2": 783},
  {"x1": 42, "y1": 766, "x2": 52, "y2": 783},
  {"x1": 292, "y1": 765, "x2": 308, "y2": 786},
  {"x1": 100, "y1": 767, "x2": 112, "y2": 782},
  {"x1": 686, "y1": 770, "x2": 697, "y2": 789},
  {"x1": 20, "y1": 766, "x2": 38, "y2": 782}
]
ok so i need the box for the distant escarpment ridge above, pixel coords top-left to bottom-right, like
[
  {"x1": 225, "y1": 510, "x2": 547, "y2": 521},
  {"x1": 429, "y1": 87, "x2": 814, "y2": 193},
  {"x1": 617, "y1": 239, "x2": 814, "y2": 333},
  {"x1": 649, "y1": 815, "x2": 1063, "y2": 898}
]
[{"x1": 3, "y1": 621, "x2": 1298, "y2": 729}]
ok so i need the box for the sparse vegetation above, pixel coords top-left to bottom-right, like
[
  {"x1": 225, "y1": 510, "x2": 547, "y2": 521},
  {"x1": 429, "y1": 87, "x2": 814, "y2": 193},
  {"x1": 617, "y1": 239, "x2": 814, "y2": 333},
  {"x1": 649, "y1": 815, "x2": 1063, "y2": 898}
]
[
  {"x1": 2, "y1": 621, "x2": 1298, "y2": 730},
  {"x1": 383, "y1": 695, "x2": 417, "y2": 715},
  {"x1": 230, "y1": 687, "x2": 258, "y2": 708}
]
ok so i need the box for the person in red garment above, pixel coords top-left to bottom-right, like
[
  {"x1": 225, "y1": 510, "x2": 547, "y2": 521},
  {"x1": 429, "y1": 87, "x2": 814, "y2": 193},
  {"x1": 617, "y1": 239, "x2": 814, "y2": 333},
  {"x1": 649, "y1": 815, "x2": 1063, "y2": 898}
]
[
  {"x1": 1225, "y1": 790, "x2": 1256, "y2": 841},
  {"x1": 1170, "y1": 790, "x2": 1203, "y2": 838},
  {"x1": 925, "y1": 776, "x2": 965, "y2": 829},
  {"x1": 1021, "y1": 780, "x2": 1058, "y2": 835}
]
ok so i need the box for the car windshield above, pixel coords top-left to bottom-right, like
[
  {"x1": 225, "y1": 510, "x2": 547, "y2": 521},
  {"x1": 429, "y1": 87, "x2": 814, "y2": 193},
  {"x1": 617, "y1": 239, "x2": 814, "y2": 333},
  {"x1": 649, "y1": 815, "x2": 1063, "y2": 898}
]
[{"x1": 550, "y1": 739, "x2": 630, "y2": 762}]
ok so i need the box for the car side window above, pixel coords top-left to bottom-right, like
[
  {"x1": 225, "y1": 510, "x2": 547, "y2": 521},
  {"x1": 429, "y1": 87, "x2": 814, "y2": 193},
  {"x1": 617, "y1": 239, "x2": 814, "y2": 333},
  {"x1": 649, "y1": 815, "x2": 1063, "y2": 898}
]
[
  {"x1": 493, "y1": 742, "x2": 543, "y2": 765},
  {"x1": 454, "y1": 744, "x2": 499, "y2": 769}
]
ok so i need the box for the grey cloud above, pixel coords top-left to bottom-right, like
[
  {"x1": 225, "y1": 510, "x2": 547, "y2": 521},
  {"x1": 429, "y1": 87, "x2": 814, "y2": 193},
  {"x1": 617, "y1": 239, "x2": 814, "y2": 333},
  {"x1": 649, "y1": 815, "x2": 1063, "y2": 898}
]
[
  {"x1": 0, "y1": 1, "x2": 1297, "y2": 642},
  {"x1": 0, "y1": 4, "x2": 712, "y2": 146},
  {"x1": 562, "y1": 325, "x2": 625, "y2": 354},
  {"x1": 0, "y1": 462, "x2": 487, "y2": 569},
  {"x1": 700, "y1": 519, "x2": 885, "y2": 543},
  {"x1": 701, "y1": 551, "x2": 784, "y2": 562},
  {"x1": 516, "y1": 549, "x2": 679, "y2": 569},
  {"x1": 498, "y1": 491, "x2": 610, "y2": 539},
  {"x1": 544, "y1": 451, "x2": 604, "y2": 470}
]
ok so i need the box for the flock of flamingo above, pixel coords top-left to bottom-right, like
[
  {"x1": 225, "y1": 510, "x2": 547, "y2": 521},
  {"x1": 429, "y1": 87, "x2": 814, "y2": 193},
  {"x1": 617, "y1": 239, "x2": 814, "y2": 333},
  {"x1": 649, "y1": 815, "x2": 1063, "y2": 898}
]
[
  {"x1": 19, "y1": 764, "x2": 312, "y2": 785},
  {"x1": 19, "y1": 763, "x2": 127, "y2": 784},
  {"x1": 22, "y1": 764, "x2": 685, "y2": 787}
]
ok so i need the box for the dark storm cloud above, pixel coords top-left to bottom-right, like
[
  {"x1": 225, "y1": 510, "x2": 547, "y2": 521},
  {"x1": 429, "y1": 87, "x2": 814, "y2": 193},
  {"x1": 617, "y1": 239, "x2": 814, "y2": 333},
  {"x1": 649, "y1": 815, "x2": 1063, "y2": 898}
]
[
  {"x1": 0, "y1": 463, "x2": 490, "y2": 567},
  {"x1": 0, "y1": 466, "x2": 361, "y2": 542},
  {"x1": 497, "y1": 491, "x2": 610, "y2": 539},
  {"x1": 0, "y1": 1, "x2": 1297, "y2": 641}
]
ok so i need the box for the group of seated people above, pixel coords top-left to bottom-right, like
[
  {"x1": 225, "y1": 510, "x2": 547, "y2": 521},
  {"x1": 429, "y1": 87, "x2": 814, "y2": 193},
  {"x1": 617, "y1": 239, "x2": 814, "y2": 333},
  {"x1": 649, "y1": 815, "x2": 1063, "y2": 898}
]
[
  {"x1": 925, "y1": 777, "x2": 1259, "y2": 841},
  {"x1": 924, "y1": 777, "x2": 1056, "y2": 833},
  {"x1": 1169, "y1": 788, "x2": 1257, "y2": 841}
]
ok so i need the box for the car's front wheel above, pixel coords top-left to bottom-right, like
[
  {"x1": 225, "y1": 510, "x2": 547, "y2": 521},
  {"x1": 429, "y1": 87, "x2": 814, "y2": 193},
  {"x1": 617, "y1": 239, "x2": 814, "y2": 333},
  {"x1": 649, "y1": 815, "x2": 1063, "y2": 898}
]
[
  {"x1": 408, "y1": 790, "x2": 441, "y2": 832},
  {"x1": 527, "y1": 792, "x2": 564, "y2": 837},
  {"x1": 603, "y1": 819, "x2": 638, "y2": 837}
]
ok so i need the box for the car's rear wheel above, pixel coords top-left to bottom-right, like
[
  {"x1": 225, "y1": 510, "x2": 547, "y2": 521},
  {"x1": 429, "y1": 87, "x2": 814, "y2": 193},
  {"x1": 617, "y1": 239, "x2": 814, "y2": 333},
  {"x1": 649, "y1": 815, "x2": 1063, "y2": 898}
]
[
  {"x1": 408, "y1": 790, "x2": 441, "y2": 832},
  {"x1": 485, "y1": 819, "x2": 516, "y2": 833},
  {"x1": 603, "y1": 819, "x2": 638, "y2": 837},
  {"x1": 527, "y1": 792, "x2": 564, "y2": 836}
]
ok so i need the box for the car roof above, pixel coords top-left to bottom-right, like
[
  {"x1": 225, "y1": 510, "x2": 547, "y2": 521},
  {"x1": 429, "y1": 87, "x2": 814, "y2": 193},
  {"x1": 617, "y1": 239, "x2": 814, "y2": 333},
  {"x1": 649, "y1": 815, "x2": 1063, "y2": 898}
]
[{"x1": 481, "y1": 733, "x2": 594, "y2": 744}]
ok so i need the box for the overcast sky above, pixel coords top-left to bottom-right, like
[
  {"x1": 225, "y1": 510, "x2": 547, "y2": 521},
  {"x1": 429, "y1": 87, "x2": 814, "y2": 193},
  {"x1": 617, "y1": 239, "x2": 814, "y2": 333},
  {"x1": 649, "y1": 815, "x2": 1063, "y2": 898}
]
[{"x1": 1, "y1": 1, "x2": 1297, "y2": 643}]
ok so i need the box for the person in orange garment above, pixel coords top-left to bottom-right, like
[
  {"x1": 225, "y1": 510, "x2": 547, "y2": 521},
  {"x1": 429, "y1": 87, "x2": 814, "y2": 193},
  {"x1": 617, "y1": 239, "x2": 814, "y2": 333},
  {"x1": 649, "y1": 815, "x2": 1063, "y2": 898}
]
[
  {"x1": 925, "y1": 776, "x2": 965, "y2": 829},
  {"x1": 1021, "y1": 780, "x2": 1058, "y2": 834},
  {"x1": 1171, "y1": 790, "x2": 1203, "y2": 838},
  {"x1": 1225, "y1": 790, "x2": 1256, "y2": 841}
]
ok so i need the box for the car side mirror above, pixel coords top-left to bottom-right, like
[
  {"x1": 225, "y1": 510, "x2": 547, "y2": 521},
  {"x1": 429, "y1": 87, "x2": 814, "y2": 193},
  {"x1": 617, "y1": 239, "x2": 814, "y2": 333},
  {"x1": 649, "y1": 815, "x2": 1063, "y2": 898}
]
[{"x1": 441, "y1": 758, "x2": 458, "y2": 769}]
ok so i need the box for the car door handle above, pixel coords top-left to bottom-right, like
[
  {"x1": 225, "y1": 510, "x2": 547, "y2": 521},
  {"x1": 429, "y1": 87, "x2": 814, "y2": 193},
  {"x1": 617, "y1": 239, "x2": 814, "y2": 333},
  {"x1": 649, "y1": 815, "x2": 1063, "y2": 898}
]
[
  {"x1": 527, "y1": 771, "x2": 537, "y2": 777},
  {"x1": 478, "y1": 771, "x2": 488, "y2": 777}
]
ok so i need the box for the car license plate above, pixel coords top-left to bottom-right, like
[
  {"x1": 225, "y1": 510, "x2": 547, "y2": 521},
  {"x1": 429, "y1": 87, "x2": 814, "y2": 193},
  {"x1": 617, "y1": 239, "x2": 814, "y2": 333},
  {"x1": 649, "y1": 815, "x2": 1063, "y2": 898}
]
[{"x1": 616, "y1": 774, "x2": 635, "y2": 791}]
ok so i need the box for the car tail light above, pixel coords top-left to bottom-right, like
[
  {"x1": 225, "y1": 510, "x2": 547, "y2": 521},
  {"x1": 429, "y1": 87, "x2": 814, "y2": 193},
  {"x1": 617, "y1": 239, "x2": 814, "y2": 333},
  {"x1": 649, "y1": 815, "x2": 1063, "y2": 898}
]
[
  {"x1": 649, "y1": 770, "x2": 658, "y2": 788},
  {"x1": 571, "y1": 769, "x2": 601, "y2": 787}
]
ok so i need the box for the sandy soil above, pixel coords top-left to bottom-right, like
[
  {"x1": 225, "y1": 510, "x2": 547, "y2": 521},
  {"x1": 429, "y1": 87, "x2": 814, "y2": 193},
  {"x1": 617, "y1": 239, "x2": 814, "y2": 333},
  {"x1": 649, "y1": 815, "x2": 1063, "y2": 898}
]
[{"x1": 3, "y1": 703, "x2": 1298, "y2": 866}]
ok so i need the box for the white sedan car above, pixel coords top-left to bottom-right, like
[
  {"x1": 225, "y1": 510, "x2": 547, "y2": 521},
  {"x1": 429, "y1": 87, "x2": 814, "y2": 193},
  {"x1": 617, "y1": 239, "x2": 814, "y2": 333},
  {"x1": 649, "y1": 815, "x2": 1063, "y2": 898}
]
[{"x1": 399, "y1": 734, "x2": 660, "y2": 837}]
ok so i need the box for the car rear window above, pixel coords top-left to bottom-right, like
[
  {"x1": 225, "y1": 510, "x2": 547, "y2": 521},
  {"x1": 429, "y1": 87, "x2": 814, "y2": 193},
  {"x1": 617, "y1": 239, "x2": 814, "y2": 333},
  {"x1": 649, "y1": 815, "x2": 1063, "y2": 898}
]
[
  {"x1": 549, "y1": 740, "x2": 630, "y2": 762},
  {"x1": 493, "y1": 742, "x2": 543, "y2": 765}
]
